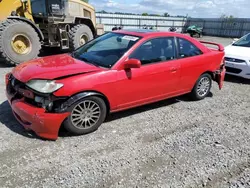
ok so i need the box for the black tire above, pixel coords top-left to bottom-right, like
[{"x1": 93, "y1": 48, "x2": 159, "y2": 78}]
[
  {"x1": 63, "y1": 96, "x2": 107, "y2": 135},
  {"x1": 69, "y1": 24, "x2": 93, "y2": 50},
  {"x1": 190, "y1": 73, "x2": 212, "y2": 100},
  {"x1": 0, "y1": 19, "x2": 41, "y2": 66}
]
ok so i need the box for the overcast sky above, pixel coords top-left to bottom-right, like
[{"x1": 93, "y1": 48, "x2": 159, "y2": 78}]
[{"x1": 89, "y1": 0, "x2": 250, "y2": 18}]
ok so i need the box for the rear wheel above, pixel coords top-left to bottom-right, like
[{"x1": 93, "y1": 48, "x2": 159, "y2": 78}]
[
  {"x1": 190, "y1": 73, "x2": 212, "y2": 100},
  {"x1": 0, "y1": 19, "x2": 41, "y2": 65},
  {"x1": 63, "y1": 96, "x2": 107, "y2": 135},
  {"x1": 69, "y1": 24, "x2": 93, "y2": 50}
]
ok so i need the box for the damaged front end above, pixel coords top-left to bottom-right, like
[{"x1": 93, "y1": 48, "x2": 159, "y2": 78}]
[
  {"x1": 6, "y1": 74, "x2": 68, "y2": 113},
  {"x1": 214, "y1": 60, "x2": 226, "y2": 90},
  {"x1": 6, "y1": 74, "x2": 71, "y2": 140}
]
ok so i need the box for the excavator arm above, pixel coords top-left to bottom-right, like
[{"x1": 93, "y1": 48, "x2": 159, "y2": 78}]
[{"x1": 0, "y1": 0, "x2": 34, "y2": 22}]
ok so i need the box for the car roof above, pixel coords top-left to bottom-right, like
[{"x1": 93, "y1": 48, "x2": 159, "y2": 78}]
[
  {"x1": 113, "y1": 29, "x2": 211, "y2": 54},
  {"x1": 113, "y1": 29, "x2": 186, "y2": 38}
]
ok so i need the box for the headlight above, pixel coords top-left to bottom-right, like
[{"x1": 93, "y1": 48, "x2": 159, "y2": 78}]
[{"x1": 26, "y1": 80, "x2": 63, "y2": 93}]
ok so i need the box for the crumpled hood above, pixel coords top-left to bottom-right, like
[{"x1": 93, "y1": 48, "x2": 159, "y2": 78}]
[{"x1": 12, "y1": 54, "x2": 102, "y2": 83}]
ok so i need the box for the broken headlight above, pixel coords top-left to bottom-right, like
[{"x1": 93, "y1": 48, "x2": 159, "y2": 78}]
[{"x1": 26, "y1": 80, "x2": 63, "y2": 94}]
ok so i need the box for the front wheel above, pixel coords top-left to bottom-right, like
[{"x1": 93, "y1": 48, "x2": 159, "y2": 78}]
[
  {"x1": 190, "y1": 73, "x2": 212, "y2": 100},
  {"x1": 63, "y1": 96, "x2": 107, "y2": 135}
]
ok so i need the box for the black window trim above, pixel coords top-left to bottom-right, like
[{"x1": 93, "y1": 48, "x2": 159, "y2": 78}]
[
  {"x1": 129, "y1": 36, "x2": 177, "y2": 66},
  {"x1": 175, "y1": 37, "x2": 203, "y2": 59},
  {"x1": 174, "y1": 37, "x2": 179, "y2": 59}
]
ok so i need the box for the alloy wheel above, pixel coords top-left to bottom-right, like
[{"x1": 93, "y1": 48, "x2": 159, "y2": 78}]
[
  {"x1": 71, "y1": 100, "x2": 101, "y2": 129},
  {"x1": 197, "y1": 77, "x2": 210, "y2": 97}
]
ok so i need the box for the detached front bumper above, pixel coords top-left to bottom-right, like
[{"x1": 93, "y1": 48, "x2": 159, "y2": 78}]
[
  {"x1": 6, "y1": 91, "x2": 70, "y2": 140},
  {"x1": 214, "y1": 64, "x2": 226, "y2": 90}
]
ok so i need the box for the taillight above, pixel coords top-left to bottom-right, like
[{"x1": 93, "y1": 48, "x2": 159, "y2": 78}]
[{"x1": 5, "y1": 73, "x2": 11, "y2": 85}]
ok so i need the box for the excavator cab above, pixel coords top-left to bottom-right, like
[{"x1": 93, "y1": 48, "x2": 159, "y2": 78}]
[{"x1": 31, "y1": 0, "x2": 66, "y2": 21}]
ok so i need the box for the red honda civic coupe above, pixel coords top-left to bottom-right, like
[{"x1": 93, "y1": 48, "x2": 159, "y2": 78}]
[{"x1": 5, "y1": 30, "x2": 226, "y2": 140}]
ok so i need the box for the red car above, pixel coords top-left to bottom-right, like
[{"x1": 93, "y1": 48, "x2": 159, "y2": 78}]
[{"x1": 5, "y1": 30, "x2": 226, "y2": 140}]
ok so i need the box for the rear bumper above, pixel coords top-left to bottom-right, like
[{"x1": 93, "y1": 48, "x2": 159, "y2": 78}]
[{"x1": 6, "y1": 91, "x2": 70, "y2": 140}]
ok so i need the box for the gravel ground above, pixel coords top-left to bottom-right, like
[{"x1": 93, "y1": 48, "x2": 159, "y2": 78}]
[{"x1": 0, "y1": 36, "x2": 250, "y2": 188}]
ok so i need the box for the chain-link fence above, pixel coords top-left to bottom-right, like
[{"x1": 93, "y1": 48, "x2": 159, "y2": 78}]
[
  {"x1": 184, "y1": 18, "x2": 250, "y2": 38},
  {"x1": 96, "y1": 13, "x2": 250, "y2": 38},
  {"x1": 96, "y1": 13, "x2": 187, "y2": 32}
]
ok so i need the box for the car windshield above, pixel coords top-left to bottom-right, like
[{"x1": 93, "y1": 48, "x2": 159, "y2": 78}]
[
  {"x1": 72, "y1": 32, "x2": 141, "y2": 68},
  {"x1": 232, "y1": 33, "x2": 250, "y2": 47}
]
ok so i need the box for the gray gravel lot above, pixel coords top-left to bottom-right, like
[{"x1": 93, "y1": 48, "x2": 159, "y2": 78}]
[{"x1": 0, "y1": 36, "x2": 250, "y2": 188}]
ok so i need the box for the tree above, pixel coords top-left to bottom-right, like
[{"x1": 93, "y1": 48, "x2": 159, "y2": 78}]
[
  {"x1": 164, "y1": 12, "x2": 170, "y2": 17},
  {"x1": 142, "y1": 13, "x2": 148, "y2": 16},
  {"x1": 99, "y1": 10, "x2": 108, "y2": 14},
  {"x1": 220, "y1": 14, "x2": 226, "y2": 19},
  {"x1": 149, "y1": 14, "x2": 160, "y2": 16},
  {"x1": 220, "y1": 14, "x2": 235, "y2": 19}
]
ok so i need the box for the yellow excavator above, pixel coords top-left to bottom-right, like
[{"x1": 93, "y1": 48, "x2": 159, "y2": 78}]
[{"x1": 0, "y1": 0, "x2": 104, "y2": 65}]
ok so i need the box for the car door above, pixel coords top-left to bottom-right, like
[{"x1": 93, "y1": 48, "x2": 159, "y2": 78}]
[
  {"x1": 176, "y1": 37, "x2": 209, "y2": 91},
  {"x1": 114, "y1": 37, "x2": 181, "y2": 110}
]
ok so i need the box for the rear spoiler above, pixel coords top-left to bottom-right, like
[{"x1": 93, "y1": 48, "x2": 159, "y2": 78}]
[{"x1": 199, "y1": 41, "x2": 224, "y2": 51}]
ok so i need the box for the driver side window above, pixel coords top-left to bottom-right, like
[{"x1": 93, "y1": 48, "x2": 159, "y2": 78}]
[
  {"x1": 177, "y1": 38, "x2": 202, "y2": 58},
  {"x1": 129, "y1": 37, "x2": 176, "y2": 65}
]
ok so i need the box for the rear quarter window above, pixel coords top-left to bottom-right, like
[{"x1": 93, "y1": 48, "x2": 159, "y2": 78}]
[{"x1": 177, "y1": 38, "x2": 203, "y2": 58}]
